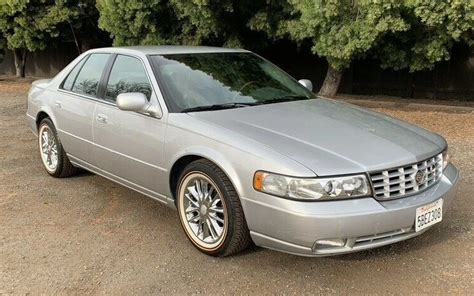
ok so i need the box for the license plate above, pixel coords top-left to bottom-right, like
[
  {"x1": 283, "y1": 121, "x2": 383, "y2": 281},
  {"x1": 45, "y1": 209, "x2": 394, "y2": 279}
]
[{"x1": 415, "y1": 199, "x2": 443, "y2": 232}]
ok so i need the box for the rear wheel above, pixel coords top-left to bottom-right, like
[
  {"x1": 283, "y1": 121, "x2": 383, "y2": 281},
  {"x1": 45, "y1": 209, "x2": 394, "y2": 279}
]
[
  {"x1": 176, "y1": 159, "x2": 252, "y2": 256},
  {"x1": 38, "y1": 118, "x2": 78, "y2": 178}
]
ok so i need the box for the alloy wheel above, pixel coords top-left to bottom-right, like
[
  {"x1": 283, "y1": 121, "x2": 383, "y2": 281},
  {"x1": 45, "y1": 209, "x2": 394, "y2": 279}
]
[
  {"x1": 39, "y1": 125, "x2": 59, "y2": 173},
  {"x1": 178, "y1": 172, "x2": 227, "y2": 250}
]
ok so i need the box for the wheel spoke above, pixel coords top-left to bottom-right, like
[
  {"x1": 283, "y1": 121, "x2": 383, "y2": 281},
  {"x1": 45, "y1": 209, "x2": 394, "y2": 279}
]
[
  {"x1": 207, "y1": 186, "x2": 215, "y2": 201},
  {"x1": 210, "y1": 198, "x2": 221, "y2": 207},
  {"x1": 202, "y1": 218, "x2": 210, "y2": 240},
  {"x1": 206, "y1": 218, "x2": 218, "y2": 240},
  {"x1": 187, "y1": 214, "x2": 200, "y2": 223},
  {"x1": 185, "y1": 205, "x2": 199, "y2": 214},
  {"x1": 187, "y1": 186, "x2": 201, "y2": 202},
  {"x1": 209, "y1": 207, "x2": 224, "y2": 214},
  {"x1": 42, "y1": 132, "x2": 48, "y2": 144},
  {"x1": 209, "y1": 212, "x2": 224, "y2": 224},
  {"x1": 195, "y1": 180, "x2": 203, "y2": 199},
  {"x1": 201, "y1": 180, "x2": 210, "y2": 202},
  {"x1": 196, "y1": 220, "x2": 205, "y2": 240},
  {"x1": 185, "y1": 193, "x2": 199, "y2": 208}
]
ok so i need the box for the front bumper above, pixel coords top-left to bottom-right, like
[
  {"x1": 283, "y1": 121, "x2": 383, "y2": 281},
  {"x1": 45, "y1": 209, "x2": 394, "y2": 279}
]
[{"x1": 241, "y1": 163, "x2": 459, "y2": 256}]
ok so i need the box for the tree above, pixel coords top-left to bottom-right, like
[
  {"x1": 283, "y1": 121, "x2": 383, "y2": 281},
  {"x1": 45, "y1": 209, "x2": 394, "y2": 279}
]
[
  {"x1": 0, "y1": 0, "x2": 75, "y2": 77},
  {"x1": 97, "y1": 0, "x2": 269, "y2": 48},
  {"x1": 251, "y1": 0, "x2": 409, "y2": 96},
  {"x1": 250, "y1": 0, "x2": 473, "y2": 97},
  {"x1": 0, "y1": 37, "x2": 5, "y2": 64},
  {"x1": 169, "y1": 0, "x2": 268, "y2": 48},
  {"x1": 65, "y1": 0, "x2": 111, "y2": 53},
  {"x1": 96, "y1": 0, "x2": 182, "y2": 46},
  {"x1": 375, "y1": 0, "x2": 473, "y2": 72}
]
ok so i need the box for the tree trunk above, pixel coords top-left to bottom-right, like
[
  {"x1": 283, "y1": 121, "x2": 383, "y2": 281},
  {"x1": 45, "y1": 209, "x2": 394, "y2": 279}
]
[
  {"x1": 80, "y1": 39, "x2": 92, "y2": 53},
  {"x1": 69, "y1": 22, "x2": 81, "y2": 54},
  {"x1": 319, "y1": 64, "x2": 343, "y2": 97},
  {"x1": 13, "y1": 49, "x2": 27, "y2": 78}
]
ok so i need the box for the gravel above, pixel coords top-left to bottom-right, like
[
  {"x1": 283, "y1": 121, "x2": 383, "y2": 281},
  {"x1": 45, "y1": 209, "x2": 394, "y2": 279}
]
[{"x1": 1, "y1": 82, "x2": 473, "y2": 294}]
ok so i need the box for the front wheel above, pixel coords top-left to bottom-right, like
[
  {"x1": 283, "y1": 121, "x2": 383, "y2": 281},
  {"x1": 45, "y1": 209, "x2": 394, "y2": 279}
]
[{"x1": 176, "y1": 159, "x2": 252, "y2": 256}]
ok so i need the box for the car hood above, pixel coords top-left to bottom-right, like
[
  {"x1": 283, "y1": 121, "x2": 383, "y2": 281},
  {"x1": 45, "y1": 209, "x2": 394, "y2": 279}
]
[{"x1": 189, "y1": 99, "x2": 446, "y2": 176}]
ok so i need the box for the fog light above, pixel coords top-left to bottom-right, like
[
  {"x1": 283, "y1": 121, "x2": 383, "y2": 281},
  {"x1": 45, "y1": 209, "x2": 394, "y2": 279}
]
[{"x1": 314, "y1": 238, "x2": 347, "y2": 248}]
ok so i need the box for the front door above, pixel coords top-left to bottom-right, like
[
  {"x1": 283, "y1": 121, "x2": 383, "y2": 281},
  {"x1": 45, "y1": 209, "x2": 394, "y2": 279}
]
[{"x1": 92, "y1": 54, "x2": 167, "y2": 196}]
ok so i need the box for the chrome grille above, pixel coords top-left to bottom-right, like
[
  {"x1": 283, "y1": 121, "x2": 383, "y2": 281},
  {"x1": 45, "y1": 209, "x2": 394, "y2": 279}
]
[{"x1": 370, "y1": 154, "x2": 443, "y2": 200}]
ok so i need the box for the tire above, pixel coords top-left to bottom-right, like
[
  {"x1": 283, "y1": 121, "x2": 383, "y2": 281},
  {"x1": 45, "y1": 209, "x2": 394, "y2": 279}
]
[
  {"x1": 38, "y1": 118, "x2": 78, "y2": 178},
  {"x1": 176, "y1": 159, "x2": 252, "y2": 257}
]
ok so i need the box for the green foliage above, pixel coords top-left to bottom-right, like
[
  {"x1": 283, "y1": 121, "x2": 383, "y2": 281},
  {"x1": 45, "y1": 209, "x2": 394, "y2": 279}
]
[
  {"x1": 169, "y1": 0, "x2": 226, "y2": 45},
  {"x1": 0, "y1": 0, "x2": 76, "y2": 52},
  {"x1": 97, "y1": 0, "x2": 269, "y2": 48},
  {"x1": 96, "y1": 0, "x2": 182, "y2": 46},
  {"x1": 376, "y1": 0, "x2": 474, "y2": 72},
  {"x1": 252, "y1": 0, "x2": 473, "y2": 73},
  {"x1": 257, "y1": 0, "x2": 409, "y2": 71}
]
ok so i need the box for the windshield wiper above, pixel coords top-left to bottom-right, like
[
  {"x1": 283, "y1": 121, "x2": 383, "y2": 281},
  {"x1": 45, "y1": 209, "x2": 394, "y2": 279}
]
[
  {"x1": 181, "y1": 102, "x2": 258, "y2": 113},
  {"x1": 261, "y1": 95, "x2": 310, "y2": 105}
]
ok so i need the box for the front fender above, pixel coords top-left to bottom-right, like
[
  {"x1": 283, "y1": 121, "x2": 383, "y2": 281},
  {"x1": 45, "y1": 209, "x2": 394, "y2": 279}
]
[{"x1": 167, "y1": 145, "x2": 245, "y2": 198}]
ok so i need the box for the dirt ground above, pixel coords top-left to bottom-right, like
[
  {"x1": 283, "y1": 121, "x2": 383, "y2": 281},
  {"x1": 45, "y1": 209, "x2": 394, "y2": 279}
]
[{"x1": 1, "y1": 80, "x2": 473, "y2": 294}]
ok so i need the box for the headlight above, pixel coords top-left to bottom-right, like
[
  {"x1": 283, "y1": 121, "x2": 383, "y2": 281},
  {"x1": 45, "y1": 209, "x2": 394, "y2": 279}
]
[
  {"x1": 442, "y1": 148, "x2": 450, "y2": 170},
  {"x1": 253, "y1": 171, "x2": 371, "y2": 201}
]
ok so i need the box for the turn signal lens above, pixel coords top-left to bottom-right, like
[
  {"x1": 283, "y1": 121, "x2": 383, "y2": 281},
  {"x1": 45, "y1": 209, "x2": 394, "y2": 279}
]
[{"x1": 253, "y1": 171, "x2": 264, "y2": 191}]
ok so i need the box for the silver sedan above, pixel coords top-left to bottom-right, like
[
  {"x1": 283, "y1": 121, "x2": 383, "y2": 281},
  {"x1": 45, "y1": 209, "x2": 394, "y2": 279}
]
[{"x1": 26, "y1": 46, "x2": 459, "y2": 257}]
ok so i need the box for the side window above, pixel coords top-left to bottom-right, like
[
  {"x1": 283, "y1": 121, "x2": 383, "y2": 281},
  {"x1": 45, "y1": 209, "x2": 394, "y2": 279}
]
[
  {"x1": 105, "y1": 55, "x2": 152, "y2": 102},
  {"x1": 71, "y1": 53, "x2": 110, "y2": 97},
  {"x1": 61, "y1": 56, "x2": 87, "y2": 91}
]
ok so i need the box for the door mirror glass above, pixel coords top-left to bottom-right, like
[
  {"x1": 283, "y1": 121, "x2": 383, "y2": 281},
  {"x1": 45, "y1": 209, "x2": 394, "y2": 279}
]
[
  {"x1": 116, "y1": 92, "x2": 148, "y2": 112},
  {"x1": 298, "y1": 79, "x2": 313, "y2": 92}
]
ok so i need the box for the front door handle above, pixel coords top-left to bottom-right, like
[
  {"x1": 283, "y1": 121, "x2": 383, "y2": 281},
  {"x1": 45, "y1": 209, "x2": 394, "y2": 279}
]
[
  {"x1": 96, "y1": 114, "x2": 108, "y2": 124},
  {"x1": 54, "y1": 101, "x2": 61, "y2": 108}
]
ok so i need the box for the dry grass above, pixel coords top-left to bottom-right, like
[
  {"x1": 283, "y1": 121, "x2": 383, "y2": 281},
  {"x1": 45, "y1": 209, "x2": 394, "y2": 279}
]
[{"x1": 0, "y1": 77, "x2": 35, "y2": 93}]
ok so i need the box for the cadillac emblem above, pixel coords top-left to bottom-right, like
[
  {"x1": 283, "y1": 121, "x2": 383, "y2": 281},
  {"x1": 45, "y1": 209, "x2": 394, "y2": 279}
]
[{"x1": 415, "y1": 170, "x2": 426, "y2": 185}]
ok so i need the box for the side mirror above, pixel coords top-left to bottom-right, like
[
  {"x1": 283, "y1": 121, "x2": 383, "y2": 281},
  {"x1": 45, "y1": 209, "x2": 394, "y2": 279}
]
[
  {"x1": 298, "y1": 79, "x2": 313, "y2": 92},
  {"x1": 116, "y1": 92, "x2": 162, "y2": 118}
]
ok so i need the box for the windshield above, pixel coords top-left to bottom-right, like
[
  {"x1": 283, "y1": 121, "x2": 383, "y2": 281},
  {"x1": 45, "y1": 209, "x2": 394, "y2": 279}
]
[{"x1": 149, "y1": 52, "x2": 314, "y2": 112}]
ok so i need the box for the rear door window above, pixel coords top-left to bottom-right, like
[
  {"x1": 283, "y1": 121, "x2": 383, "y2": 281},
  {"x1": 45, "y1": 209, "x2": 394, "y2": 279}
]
[
  {"x1": 61, "y1": 57, "x2": 87, "y2": 91},
  {"x1": 70, "y1": 53, "x2": 110, "y2": 97}
]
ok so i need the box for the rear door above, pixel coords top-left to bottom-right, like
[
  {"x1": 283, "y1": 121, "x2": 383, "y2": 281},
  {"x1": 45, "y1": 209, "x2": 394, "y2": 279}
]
[
  {"x1": 55, "y1": 53, "x2": 111, "y2": 164},
  {"x1": 92, "y1": 54, "x2": 167, "y2": 195}
]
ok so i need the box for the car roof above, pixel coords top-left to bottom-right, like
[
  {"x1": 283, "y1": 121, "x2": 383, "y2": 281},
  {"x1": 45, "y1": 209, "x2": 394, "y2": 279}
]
[{"x1": 88, "y1": 45, "x2": 250, "y2": 56}]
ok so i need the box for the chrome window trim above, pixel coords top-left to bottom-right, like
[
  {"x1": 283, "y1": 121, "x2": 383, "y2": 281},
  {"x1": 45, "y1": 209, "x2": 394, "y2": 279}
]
[
  {"x1": 57, "y1": 88, "x2": 115, "y2": 107},
  {"x1": 57, "y1": 88, "x2": 161, "y2": 120},
  {"x1": 56, "y1": 51, "x2": 164, "y2": 119}
]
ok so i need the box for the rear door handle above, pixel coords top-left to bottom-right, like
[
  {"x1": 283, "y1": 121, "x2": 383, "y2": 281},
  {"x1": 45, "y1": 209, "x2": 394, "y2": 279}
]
[
  {"x1": 96, "y1": 114, "x2": 108, "y2": 123},
  {"x1": 54, "y1": 101, "x2": 61, "y2": 108}
]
